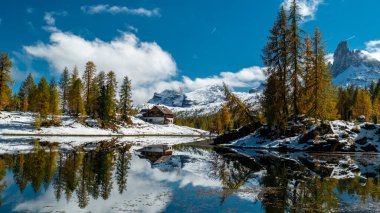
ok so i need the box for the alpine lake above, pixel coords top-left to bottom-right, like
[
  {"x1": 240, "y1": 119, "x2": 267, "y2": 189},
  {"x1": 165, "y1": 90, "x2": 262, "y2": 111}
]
[{"x1": 0, "y1": 137, "x2": 379, "y2": 213}]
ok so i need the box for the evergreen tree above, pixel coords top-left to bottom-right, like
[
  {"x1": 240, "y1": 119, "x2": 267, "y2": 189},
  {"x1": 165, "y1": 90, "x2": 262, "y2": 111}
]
[
  {"x1": 119, "y1": 75, "x2": 133, "y2": 123},
  {"x1": 105, "y1": 71, "x2": 117, "y2": 121},
  {"x1": 36, "y1": 77, "x2": 51, "y2": 119},
  {"x1": 49, "y1": 79, "x2": 61, "y2": 117},
  {"x1": 288, "y1": 0, "x2": 303, "y2": 117},
  {"x1": 83, "y1": 61, "x2": 97, "y2": 116},
  {"x1": 0, "y1": 53, "x2": 13, "y2": 110},
  {"x1": 68, "y1": 68, "x2": 85, "y2": 116},
  {"x1": 19, "y1": 73, "x2": 36, "y2": 112},
  {"x1": 59, "y1": 67, "x2": 70, "y2": 113}
]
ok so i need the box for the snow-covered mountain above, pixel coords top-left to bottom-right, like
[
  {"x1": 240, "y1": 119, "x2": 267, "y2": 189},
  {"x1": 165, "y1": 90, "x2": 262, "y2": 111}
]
[
  {"x1": 332, "y1": 41, "x2": 380, "y2": 87},
  {"x1": 143, "y1": 84, "x2": 261, "y2": 117}
]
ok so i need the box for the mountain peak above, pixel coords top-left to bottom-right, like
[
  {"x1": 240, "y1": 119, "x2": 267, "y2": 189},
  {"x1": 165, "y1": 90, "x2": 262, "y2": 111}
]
[{"x1": 331, "y1": 41, "x2": 355, "y2": 76}]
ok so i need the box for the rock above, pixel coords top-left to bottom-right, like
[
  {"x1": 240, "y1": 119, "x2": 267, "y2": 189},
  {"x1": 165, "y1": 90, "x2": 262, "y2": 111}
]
[
  {"x1": 331, "y1": 41, "x2": 380, "y2": 77},
  {"x1": 361, "y1": 144, "x2": 378, "y2": 152},
  {"x1": 356, "y1": 137, "x2": 368, "y2": 145},
  {"x1": 363, "y1": 123, "x2": 376, "y2": 130}
]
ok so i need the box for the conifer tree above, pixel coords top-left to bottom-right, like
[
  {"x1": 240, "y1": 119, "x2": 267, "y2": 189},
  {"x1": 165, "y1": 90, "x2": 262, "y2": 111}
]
[
  {"x1": 105, "y1": 71, "x2": 117, "y2": 121},
  {"x1": 83, "y1": 61, "x2": 97, "y2": 116},
  {"x1": 288, "y1": 0, "x2": 303, "y2": 117},
  {"x1": 68, "y1": 67, "x2": 85, "y2": 116},
  {"x1": 120, "y1": 75, "x2": 133, "y2": 123},
  {"x1": 59, "y1": 67, "x2": 70, "y2": 113},
  {"x1": 220, "y1": 104, "x2": 232, "y2": 132},
  {"x1": 49, "y1": 79, "x2": 61, "y2": 117},
  {"x1": 300, "y1": 34, "x2": 314, "y2": 114},
  {"x1": 0, "y1": 53, "x2": 13, "y2": 110},
  {"x1": 36, "y1": 77, "x2": 51, "y2": 119},
  {"x1": 261, "y1": 7, "x2": 290, "y2": 132},
  {"x1": 19, "y1": 73, "x2": 37, "y2": 112},
  {"x1": 352, "y1": 89, "x2": 373, "y2": 121},
  {"x1": 305, "y1": 28, "x2": 337, "y2": 120}
]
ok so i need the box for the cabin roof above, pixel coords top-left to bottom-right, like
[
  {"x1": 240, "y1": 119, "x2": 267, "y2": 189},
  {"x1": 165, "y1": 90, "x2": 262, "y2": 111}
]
[{"x1": 152, "y1": 105, "x2": 173, "y2": 115}]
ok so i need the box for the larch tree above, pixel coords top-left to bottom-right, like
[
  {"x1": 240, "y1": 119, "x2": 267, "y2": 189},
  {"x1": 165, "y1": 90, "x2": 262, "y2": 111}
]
[
  {"x1": 0, "y1": 53, "x2": 13, "y2": 110},
  {"x1": 220, "y1": 104, "x2": 232, "y2": 132},
  {"x1": 307, "y1": 28, "x2": 337, "y2": 120},
  {"x1": 299, "y1": 34, "x2": 314, "y2": 115},
  {"x1": 288, "y1": 0, "x2": 303, "y2": 117},
  {"x1": 352, "y1": 89, "x2": 373, "y2": 121},
  {"x1": 119, "y1": 75, "x2": 133, "y2": 123},
  {"x1": 49, "y1": 79, "x2": 61, "y2": 117},
  {"x1": 59, "y1": 67, "x2": 70, "y2": 113},
  {"x1": 36, "y1": 77, "x2": 51, "y2": 119},
  {"x1": 261, "y1": 7, "x2": 290, "y2": 133},
  {"x1": 82, "y1": 61, "x2": 97, "y2": 117}
]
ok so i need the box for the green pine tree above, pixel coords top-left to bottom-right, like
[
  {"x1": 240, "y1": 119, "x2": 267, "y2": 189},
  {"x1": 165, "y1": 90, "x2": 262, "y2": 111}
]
[
  {"x1": 119, "y1": 75, "x2": 133, "y2": 123},
  {"x1": 36, "y1": 77, "x2": 51, "y2": 119},
  {"x1": 59, "y1": 67, "x2": 70, "y2": 113}
]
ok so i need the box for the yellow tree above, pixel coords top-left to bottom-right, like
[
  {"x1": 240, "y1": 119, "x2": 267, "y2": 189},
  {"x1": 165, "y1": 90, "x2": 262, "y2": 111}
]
[
  {"x1": 220, "y1": 104, "x2": 232, "y2": 132},
  {"x1": 352, "y1": 89, "x2": 373, "y2": 121},
  {"x1": 0, "y1": 53, "x2": 13, "y2": 110},
  {"x1": 304, "y1": 28, "x2": 337, "y2": 120}
]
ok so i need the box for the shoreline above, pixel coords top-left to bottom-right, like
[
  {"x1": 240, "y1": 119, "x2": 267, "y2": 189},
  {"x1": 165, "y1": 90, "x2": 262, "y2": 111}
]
[{"x1": 0, "y1": 133, "x2": 210, "y2": 137}]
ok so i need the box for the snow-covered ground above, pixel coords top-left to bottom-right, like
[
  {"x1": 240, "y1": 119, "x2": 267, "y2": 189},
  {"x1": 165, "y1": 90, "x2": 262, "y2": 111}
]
[
  {"x1": 229, "y1": 120, "x2": 380, "y2": 152},
  {"x1": 0, "y1": 111, "x2": 208, "y2": 136}
]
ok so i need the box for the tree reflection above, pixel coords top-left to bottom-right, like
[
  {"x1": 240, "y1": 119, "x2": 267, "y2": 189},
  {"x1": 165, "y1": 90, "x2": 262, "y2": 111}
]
[{"x1": 0, "y1": 140, "x2": 132, "y2": 209}]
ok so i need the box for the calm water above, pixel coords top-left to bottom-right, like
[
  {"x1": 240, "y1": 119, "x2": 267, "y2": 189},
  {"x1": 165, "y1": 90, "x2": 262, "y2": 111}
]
[{"x1": 0, "y1": 139, "x2": 379, "y2": 212}]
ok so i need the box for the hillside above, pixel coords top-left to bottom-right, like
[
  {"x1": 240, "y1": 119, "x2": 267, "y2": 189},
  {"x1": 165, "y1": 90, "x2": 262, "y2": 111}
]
[
  {"x1": 332, "y1": 41, "x2": 380, "y2": 87},
  {"x1": 142, "y1": 84, "x2": 261, "y2": 117},
  {"x1": 0, "y1": 111, "x2": 208, "y2": 136}
]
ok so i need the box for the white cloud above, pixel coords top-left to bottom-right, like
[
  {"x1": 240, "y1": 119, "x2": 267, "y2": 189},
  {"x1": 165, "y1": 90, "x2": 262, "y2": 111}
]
[
  {"x1": 363, "y1": 40, "x2": 380, "y2": 61},
  {"x1": 43, "y1": 11, "x2": 67, "y2": 32},
  {"x1": 81, "y1": 4, "x2": 161, "y2": 17},
  {"x1": 23, "y1": 30, "x2": 177, "y2": 104},
  {"x1": 182, "y1": 66, "x2": 266, "y2": 91},
  {"x1": 44, "y1": 13, "x2": 55, "y2": 25},
  {"x1": 283, "y1": 0, "x2": 324, "y2": 22},
  {"x1": 23, "y1": 28, "x2": 265, "y2": 104}
]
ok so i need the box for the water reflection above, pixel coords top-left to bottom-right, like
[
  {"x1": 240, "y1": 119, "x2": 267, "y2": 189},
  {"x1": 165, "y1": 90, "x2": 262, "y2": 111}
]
[{"x1": 0, "y1": 140, "x2": 379, "y2": 212}]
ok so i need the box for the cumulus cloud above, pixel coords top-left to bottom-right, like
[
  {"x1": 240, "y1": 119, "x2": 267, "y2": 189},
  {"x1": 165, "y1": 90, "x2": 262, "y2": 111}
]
[
  {"x1": 362, "y1": 40, "x2": 380, "y2": 61},
  {"x1": 23, "y1": 29, "x2": 265, "y2": 104},
  {"x1": 81, "y1": 4, "x2": 161, "y2": 17},
  {"x1": 182, "y1": 66, "x2": 266, "y2": 91},
  {"x1": 283, "y1": 0, "x2": 323, "y2": 22},
  {"x1": 23, "y1": 30, "x2": 177, "y2": 103}
]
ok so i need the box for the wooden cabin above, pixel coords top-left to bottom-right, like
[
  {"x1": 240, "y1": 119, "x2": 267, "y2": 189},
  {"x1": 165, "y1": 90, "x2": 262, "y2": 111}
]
[{"x1": 142, "y1": 105, "x2": 174, "y2": 124}]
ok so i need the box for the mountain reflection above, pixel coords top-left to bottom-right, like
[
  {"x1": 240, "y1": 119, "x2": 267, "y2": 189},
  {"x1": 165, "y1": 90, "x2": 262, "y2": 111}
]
[{"x1": 0, "y1": 141, "x2": 379, "y2": 212}]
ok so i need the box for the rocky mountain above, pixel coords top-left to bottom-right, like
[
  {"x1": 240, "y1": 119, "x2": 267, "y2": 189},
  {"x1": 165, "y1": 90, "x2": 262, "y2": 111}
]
[
  {"x1": 145, "y1": 84, "x2": 261, "y2": 117},
  {"x1": 331, "y1": 41, "x2": 380, "y2": 87}
]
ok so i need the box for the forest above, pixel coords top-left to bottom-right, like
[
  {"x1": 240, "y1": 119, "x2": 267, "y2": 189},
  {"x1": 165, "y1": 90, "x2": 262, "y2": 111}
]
[
  {"x1": 0, "y1": 57, "x2": 133, "y2": 128},
  {"x1": 0, "y1": 0, "x2": 379, "y2": 134}
]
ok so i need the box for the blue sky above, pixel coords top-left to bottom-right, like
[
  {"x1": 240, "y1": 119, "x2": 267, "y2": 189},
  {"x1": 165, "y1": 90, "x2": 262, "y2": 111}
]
[{"x1": 1, "y1": 0, "x2": 380, "y2": 103}]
